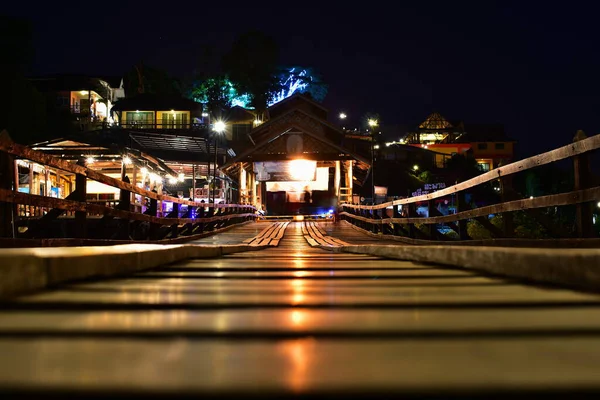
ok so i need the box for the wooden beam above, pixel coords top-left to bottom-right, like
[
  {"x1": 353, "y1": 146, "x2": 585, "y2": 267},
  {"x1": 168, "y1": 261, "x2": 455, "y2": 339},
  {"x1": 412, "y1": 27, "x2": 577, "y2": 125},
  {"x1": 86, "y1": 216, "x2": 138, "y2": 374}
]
[
  {"x1": 341, "y1": 185, "x2": 600, "y2": 226},
  {"x1": 0, "y1": 188, "x2": 255, "y2": 226},
  {"x1": 342, "y1": 133, "x2": 600, "y2": 210}
]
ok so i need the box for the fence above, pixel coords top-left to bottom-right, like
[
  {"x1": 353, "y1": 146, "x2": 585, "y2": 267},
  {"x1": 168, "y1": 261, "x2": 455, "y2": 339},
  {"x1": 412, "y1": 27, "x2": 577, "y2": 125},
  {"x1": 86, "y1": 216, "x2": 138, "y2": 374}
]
[
  {"x1": 340, "y1": 132, "x2": 600, "y2": 244},
  {"x1": 0, "y1": 131, "x2": 256, "y2": 245}
]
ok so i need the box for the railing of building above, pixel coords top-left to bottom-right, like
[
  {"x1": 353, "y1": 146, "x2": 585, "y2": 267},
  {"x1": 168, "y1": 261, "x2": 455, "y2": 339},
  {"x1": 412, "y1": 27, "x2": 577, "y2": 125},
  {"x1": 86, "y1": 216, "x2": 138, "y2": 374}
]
[
  {"x1": 0, "y1": 131, "x2": 256, "y2": 245},
  {"x1": 340, "y1": 132, "x2": 600, "y2": 244}
]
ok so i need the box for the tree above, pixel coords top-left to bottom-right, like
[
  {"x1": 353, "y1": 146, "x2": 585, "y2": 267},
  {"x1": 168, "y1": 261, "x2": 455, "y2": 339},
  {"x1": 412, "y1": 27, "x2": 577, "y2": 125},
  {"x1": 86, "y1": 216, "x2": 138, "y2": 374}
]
[
  {"x1": 189, "y1": 75, "x2": 234, "y2": 116},
  {"x1": 0, "y1": 16, "x2": 48, "y2": 144},
  {"x1": 271, "y1": 66, "x2": 328, "y2": 104},
  {"x1": 222, "y1": 30, "x2": 280, "y2": 116},
  {"x1": 444, "y1": 153, "x2": 482, "y2": 183},
  {"x1": 124, "y1": 63, "x2": 182, "y2": 96}
]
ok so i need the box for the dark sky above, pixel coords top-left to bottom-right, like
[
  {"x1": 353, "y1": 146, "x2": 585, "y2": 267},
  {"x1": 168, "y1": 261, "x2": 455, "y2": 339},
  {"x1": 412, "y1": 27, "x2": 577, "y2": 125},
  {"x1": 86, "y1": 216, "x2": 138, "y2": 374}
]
[{"x1": 4, "y1": 1, "x2": 600, "y2": 158}]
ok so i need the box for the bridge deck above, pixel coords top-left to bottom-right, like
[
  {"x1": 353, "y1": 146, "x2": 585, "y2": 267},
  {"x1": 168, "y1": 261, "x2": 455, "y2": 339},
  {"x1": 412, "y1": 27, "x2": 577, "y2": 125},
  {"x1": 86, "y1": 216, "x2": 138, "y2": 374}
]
[{"x1": 1, "y1": 222, "x2": 600, "y2": 398}]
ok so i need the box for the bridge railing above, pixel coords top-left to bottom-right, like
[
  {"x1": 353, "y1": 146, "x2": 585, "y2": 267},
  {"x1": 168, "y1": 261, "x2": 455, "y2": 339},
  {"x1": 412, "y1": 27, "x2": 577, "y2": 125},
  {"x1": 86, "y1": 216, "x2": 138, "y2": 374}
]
[
  {"x1": 0, "y1": 131, "x2": 256, "y2": 244},
  {"x1": 340, "y1": 132, "x2": 600, "y2": 243}
]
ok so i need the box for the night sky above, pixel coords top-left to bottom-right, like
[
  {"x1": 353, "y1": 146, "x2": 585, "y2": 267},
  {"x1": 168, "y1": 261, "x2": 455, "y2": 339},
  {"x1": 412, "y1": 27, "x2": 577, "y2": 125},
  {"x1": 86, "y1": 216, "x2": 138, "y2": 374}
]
[{"x1": 4, "y1": 1, "x2": 600, "y2": 158}]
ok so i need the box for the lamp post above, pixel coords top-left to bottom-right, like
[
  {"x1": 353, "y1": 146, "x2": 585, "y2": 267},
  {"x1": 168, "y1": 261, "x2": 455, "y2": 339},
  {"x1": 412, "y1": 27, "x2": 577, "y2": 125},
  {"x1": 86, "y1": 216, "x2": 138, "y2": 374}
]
[
  {"x1": 212, "y1": 121, "x2": 226, "y2": 205},
  {"x1": 368, "y1": 119, "x2": 378, "y2": 204}
]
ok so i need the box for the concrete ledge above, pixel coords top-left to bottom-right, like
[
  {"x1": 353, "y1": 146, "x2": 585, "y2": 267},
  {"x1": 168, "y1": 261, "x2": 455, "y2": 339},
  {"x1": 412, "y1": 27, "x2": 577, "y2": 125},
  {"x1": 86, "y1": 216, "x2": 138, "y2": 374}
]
[
  {"x1": 339, "y1": 244, "x2": 600, "y2": 291},
  {"x1": 0, "y1": 243, "x2": 267, "y2": 299}
]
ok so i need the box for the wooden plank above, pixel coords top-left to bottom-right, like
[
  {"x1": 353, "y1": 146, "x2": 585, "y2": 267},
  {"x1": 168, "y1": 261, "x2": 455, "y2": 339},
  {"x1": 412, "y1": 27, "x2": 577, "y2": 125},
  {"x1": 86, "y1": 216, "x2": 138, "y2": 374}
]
[
  {"x1": 342, "y1": 133, "x2": 600, "y2": 211},
  {"x1": 243, "y1": 223, "x2": 276, "y2": 244}
]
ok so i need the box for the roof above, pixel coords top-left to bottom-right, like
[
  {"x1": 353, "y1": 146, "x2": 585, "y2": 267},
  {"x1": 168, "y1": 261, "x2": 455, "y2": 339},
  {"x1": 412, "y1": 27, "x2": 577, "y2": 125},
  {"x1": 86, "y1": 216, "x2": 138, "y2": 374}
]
[
  {"x1": 111, "y1": 94, "x2": 202, "y2": 113},
  {"x1": 267, "y1": 93, "x2": 328, "y2": 120},
  {"x1": 28, "y1": 74, "x2": 122, "y2": 92},
  {"x1": 418, "y1": 112, "x2": 453, "y2": 130},
  {"x1": 461, "y1": 123, "x2": 514, "y2": 142},
  {"x1": 227, "y1": 106, "x2": 256, "y2": 123}
]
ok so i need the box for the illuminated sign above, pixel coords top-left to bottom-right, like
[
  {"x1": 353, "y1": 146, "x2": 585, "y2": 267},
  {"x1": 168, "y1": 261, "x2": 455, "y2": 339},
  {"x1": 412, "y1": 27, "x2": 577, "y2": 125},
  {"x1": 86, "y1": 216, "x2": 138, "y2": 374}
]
[
  {"x1": 255, "y1": 160, "x2": 316, "y2": 182},
  {"x1": 412, "y1": 182, "x2": 447, "y2": 197}
]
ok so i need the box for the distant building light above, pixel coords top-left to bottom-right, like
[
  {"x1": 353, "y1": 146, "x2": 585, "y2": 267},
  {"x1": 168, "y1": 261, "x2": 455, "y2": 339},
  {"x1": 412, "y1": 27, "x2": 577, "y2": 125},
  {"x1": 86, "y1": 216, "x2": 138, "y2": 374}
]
[
  {"x1": 530, "y1": 196, "x2": 534, "y2": 199},
  {"x1": 374, "y1": 145, "x2": 380, "y2": 149},
  {"x1": 202, "y1": 112, "x2": 209, "y2": 117},
  {"x1": 253, "y1": 119, "x2": 262, "y2": 125}
]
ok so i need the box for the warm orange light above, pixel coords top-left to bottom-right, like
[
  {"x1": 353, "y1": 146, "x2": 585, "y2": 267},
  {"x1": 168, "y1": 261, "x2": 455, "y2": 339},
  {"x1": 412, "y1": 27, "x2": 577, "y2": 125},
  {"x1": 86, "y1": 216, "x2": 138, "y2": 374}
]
[{"x1": 294, "y1": 215, "x2": 305, "y2": 221}]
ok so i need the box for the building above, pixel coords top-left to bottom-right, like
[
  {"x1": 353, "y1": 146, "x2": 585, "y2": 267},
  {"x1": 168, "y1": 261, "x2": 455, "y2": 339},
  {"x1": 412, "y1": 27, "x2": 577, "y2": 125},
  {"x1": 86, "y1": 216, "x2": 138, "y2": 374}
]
[
  {"x1": 29, "y1": 74, "x2": 125, "y2": 128},
  {"x1": 110, "y1": 94, "x2": 203, "y2": 130},
  {"x1": 403, "y1": 112, "x2": 516, "y2": 171},
  {"x1": 221, "y1": 94, "x2": 371, "y2": 214}
]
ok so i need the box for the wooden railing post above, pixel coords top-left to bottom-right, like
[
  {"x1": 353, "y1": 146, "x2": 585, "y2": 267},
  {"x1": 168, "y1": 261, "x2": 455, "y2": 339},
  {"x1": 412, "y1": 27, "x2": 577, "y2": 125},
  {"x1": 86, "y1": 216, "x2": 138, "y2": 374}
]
[
  {"x1": 427, "y1": 200, "x2": 437, "y2": 238},
  {"x1": 499, "y1": 175, "x2": 514, "y2": 237},
  {"x1": 170, "y1": 203, "x2": 180, "y2": 239},
  {"x1": 0, "y1": 131, "x2": 15, "y2": 238},
  {"x1": 392, "y1": 204, "x2": 402, "y2": 236},
  {"x1": 74, "y1": 160, "x2": 87, "y2": 238},
  {"x1": 407, "y1": 203, "x2": 417, "y2": 239},
  {"x1": 573, "y1": 130, "x2": 595, "y2": 238},
  {"x1": 456, "y1": 192, "x2": 469, "y2": 240}
]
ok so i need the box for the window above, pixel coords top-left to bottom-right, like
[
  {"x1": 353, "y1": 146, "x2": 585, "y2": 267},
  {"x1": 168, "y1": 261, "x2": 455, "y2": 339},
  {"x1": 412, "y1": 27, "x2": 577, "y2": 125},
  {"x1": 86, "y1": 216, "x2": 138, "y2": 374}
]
[
  {"x1": 126, "y1": 112, "x2": 154, "y2": 128},
  {"x1": 495, "y1": 143, "x2": 505, "y2": 150},
  {"x1": 477, "y1": 143, "x2": 488, "y2": 150},
  {"x1": 478, "y1": 162, "x2": 490, "y2": 172},
  {"x1": 162, "y1": 113, "x2": 188, "y2": 128}
]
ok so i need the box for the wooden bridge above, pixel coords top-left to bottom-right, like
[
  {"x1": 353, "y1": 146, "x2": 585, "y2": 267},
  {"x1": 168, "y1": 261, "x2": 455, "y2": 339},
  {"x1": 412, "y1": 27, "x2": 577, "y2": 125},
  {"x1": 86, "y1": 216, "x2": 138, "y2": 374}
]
[
  {"x1": 1, "y1": 129, "x2": 600, "y2": 397},
  {"x1": 1, "y1": 220, "x2": 600, "y2": 398}
]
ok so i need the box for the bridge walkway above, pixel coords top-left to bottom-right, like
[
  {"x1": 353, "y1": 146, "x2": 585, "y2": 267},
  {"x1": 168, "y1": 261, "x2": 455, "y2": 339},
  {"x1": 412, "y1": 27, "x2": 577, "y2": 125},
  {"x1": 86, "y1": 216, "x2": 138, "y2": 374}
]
[{"x1": 0, "y1": 222, "x2": 600, "y2": 397}]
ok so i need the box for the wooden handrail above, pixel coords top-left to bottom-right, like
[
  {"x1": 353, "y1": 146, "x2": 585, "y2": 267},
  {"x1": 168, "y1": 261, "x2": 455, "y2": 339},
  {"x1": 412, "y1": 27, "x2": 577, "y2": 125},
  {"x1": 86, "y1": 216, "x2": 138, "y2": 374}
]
[
  {"x1": 0, "y1": 189, "x2": 255, "y2": 226},
  {"x1": 342, "y1": 133, "x2": 600, "y2": 211},
  {"x1": 0, "y1": 134, "x2": 254, "y2": 211},
  {"x1": 340, "y1": 186, "x2": 600, "y2": 225}
]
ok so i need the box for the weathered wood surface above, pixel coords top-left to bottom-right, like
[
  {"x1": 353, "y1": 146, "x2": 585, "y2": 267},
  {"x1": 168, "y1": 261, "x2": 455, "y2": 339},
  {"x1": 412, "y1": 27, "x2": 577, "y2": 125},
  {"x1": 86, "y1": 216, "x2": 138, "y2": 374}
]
[{"x1": 2, "y1": 222, "x2": 600, "y2": 397}]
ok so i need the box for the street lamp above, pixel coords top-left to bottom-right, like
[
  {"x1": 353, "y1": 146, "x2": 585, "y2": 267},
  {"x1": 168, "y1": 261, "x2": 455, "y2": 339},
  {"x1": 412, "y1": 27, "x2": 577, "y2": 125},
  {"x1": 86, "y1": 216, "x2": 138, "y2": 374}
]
[
  {"x1": 212, "y1": 121, "x2": 226, "y2": 204},
  {"x1": 368, "y1": 119, "x2": 378, "y2": 203},
  {"x1": 339, "y1": 112, "x2": 347, "y2": 120}
]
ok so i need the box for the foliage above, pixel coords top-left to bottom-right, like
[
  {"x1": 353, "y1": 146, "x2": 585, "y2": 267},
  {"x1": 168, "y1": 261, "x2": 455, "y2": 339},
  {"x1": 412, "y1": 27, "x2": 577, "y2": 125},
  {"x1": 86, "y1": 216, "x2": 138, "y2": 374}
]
[
  {"x1": 222, "y1": 30, "x2": 280, "y2": 114},
  {"x1": 444, "y1": 230, "x2": 460, "y2": 239},
  {"x1": 418, "y1": 170, "x2": 435, "y2": 183},
  {"x1": 124, "y1": 63, "x2": 182, "y2": 96},
  {"x1": 271, "y1": 66, "x2": 328, "y2": 104},
  {"x1": 189, "y1": 75, "x2": 235, "y2": 116},
  {"x1": 0, "y1": 16, "x2": 66, "y2": 144},
  {"x1": 444, "y1": 153, "x2": 482, "y2": 183}
]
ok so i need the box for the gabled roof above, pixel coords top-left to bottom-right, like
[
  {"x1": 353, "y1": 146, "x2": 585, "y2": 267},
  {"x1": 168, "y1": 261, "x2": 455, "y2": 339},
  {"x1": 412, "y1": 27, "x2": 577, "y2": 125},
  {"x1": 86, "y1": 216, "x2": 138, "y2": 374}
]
[
  {"x1": 268, "y1": 93, "x2": 328, "y2": 120},
  {"x1": 227, "y1": 106, "x2": 256, "y2": 123},
  {"x1": 418, "y1": 112, "x2": 453, "y2": 130},
  {"x1": 222, "y1": 108, "x2": 370, "y2": 170}
]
